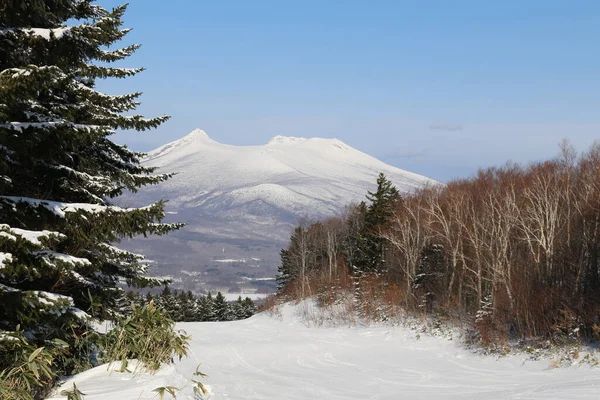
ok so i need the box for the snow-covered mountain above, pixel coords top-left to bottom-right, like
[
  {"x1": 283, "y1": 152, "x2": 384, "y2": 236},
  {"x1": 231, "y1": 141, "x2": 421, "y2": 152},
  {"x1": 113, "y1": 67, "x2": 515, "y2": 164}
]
[
  {"x1": 119, "y1": 129, "x2": 435, "y2": 292},
  {"x1": 141, "y1": 129, "x2": 433, "y2": 232}
]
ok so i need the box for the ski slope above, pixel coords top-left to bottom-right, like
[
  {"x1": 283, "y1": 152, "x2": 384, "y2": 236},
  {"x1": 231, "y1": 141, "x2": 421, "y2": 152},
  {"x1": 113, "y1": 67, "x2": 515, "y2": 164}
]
[{"x1": 48, "y1": 302, "x2": 600, "y2": 399}]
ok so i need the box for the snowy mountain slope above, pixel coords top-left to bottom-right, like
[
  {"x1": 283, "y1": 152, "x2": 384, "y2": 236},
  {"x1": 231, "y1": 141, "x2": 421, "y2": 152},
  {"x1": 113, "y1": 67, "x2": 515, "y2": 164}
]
[
  {"x1": 139, "y1": 129, "x2": 434, "y2": 230},
  {"x1": 118, "y1": 130, "x2": 436, "y2": 291},
  {"x1": 48, "y1": 301, "x2": 600, "y2": 400}
]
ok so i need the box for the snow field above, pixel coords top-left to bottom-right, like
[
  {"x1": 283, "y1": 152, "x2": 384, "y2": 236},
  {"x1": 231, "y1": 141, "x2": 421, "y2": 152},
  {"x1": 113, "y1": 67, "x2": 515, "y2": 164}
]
[{"x1": 47, "y1": 301, "x2": 600, "y2": 399}]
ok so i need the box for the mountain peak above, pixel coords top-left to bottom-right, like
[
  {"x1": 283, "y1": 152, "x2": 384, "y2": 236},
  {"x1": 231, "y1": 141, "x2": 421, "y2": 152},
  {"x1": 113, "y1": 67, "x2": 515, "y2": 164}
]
[
  {"x1": 145, "y1": 129, "x2": 215, "y2": 161},
  {"x1": 186, "y1": 128, "x2": 211, "y2": 141}
]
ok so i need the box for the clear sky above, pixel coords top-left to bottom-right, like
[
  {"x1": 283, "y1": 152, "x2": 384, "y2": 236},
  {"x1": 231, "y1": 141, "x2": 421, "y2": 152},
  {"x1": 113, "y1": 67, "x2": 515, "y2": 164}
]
[{"x1": 100, "y1": 0, "x2": 600, "y2": 182}]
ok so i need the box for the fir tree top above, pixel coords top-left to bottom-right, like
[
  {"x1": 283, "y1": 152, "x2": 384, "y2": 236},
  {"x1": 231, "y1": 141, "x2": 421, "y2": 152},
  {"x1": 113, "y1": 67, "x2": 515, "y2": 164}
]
[{"x1": 365, "y1": 173, "x2": 401, "y2": 228}]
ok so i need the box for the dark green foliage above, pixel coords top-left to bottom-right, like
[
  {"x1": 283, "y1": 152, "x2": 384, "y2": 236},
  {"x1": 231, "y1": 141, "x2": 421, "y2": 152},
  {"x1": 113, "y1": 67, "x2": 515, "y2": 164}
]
[
  {"x1": 213, "y1": 292, "x2": 231, "y2": 321},
  {"x1": 274, "y1": 173, "x2": 401, "y2": 300},
  {"x1": 347, "y1": 173, "x2": 401, "y2": 275},
  {"x1": 413, "y1": 244, "x2": 446, "y2": 312},
  {"x1": 241, "y1": 297, "x2": 258, "y2": 318},
  {"x1": 276, "y1": 248, "x2": 292, "y2": 292},
  {"x1": 232, "y1": 296, "x2": 245, "y2": 319},
  {"x1": 198, "y1": 293, "x2": 216, "y2": 322},
  {"x1": 122, "y1": 289, "x2": 258, "y2": 323},
  {"x1": 180, "y1": 291, "x2": 200, "y2": 322},
  {"x1": 0, "y1": 0, "x2": 182, "y2": 391},
  {"x1": 156, "y1": 286, "x2": 182, "y2": 321},
  {"x1": 365, "y1": 173, "x2": 401, "y2": 227}
]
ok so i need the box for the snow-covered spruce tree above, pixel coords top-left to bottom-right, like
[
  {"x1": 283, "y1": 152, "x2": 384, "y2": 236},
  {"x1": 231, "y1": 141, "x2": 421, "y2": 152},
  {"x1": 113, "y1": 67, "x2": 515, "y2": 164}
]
[
  {"x1": 232, "y1": 295, "x2": 244, "y2": 319},
  {"x1": 241, "y1": 297, "x2": 257, "y2": 319},
  {"x1": 202, "y1": 293, "x2": 217, "y2": 322},
  {"x1": 180, "y1": 290, "x2": 200, "y2": 322},
  {"x1": 275, "y1": 248, "x2": 293, "y2": 294},
  {"x1": 0, "y1": 0, "x2": 182, "y2": 387},
  {"x1": 349, "y1": 173, "x2": 401, "y2": 275},
  {"x1": 213, "y1": 291, "x2": 231, "y2": 321}
]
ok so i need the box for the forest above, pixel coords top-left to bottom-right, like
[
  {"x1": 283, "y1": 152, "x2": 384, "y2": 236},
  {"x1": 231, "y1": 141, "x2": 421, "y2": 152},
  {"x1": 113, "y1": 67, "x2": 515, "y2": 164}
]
[
  {"x1": 120, "y1": 289, "x2": 258, "y2": 322},
  {"x1": 277, "y1": 141, "x2": 600, "y2": 343}
]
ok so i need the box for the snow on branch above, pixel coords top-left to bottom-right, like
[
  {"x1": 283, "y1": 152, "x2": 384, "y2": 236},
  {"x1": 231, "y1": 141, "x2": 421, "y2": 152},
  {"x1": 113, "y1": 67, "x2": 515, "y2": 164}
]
[
  {"x1": 30, "y1": 290, "x2": 74, "y2": 316},
  {"x1": 34, "y1": 250, "x2": 91, "y2": 268},
  {"x1": 0, "y1": 225, "x2": 65, "y2": 246},
  {"x1": 98, "y1": 243, "x2": 145, "y2": 261},
  {"x1": 0, "y1": 253, "x2": 13, "y2": 270},
  {"x1": 0, "y1": 282, "x2": 19, "y2": 293},
  {"x1": 0, "y1": 196, "x2": 154, "y2": 218},
  {"x1": 0, "y1": 27, "x2": 72, "y2": 40},
  {"x1": 0, "y1": 121, "x2": 108, "y2": 134}
]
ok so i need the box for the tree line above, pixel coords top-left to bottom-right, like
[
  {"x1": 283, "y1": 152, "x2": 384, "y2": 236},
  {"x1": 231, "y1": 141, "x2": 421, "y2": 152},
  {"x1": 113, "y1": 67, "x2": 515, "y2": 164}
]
[
  {"x1": 277, "y1": 141, "x2": 600, "y2": 343},
  {"x1": 119, "y1": 288, "x2": 258, "y2": 322}
]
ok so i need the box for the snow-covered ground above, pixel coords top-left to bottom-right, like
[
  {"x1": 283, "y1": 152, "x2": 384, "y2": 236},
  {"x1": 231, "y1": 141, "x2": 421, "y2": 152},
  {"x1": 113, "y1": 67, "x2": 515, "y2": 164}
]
[
  {"x1": 223, "y1": 292, "x2": 269, "y2": 302},
  {"x1": 48, "y1": 302, "x2": 600, "y2": 399}
]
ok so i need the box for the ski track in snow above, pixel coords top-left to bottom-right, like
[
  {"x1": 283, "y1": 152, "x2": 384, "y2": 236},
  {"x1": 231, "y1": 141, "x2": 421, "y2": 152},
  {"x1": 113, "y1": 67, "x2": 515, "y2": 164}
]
[
  {"x1": 181, "y1": 307, "x2": 600, "y2": 399},
  {"x1": 49, "y1": 303, "x2": 600, "y2": 399}
]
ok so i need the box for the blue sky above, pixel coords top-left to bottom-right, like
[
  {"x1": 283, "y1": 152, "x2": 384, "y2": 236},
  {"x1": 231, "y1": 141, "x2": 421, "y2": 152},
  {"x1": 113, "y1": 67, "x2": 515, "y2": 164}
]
[{"x1": 100, "y1": 0, "x2": 600, "y2": 182}]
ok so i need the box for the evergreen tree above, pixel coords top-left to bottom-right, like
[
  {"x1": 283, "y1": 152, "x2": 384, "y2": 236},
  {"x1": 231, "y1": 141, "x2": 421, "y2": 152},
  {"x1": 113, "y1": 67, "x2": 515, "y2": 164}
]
[
  {"x1": 112, "y1": 289, "x2": 132, "y2": 317},
  {"x1": 365, "y1": 173, "x2": 401, "y2": 228},
  {"x1": 348, "y1": 173, "x2": 401, "y2": 275},
  {"x1": 199, "y1": 293, "x2": 216, "y2": 322},
  {"x1": 180, "y1": 290, "x2": 199, "y2": 322},
  {"x1": 232, "y1": 295, "x2": 245, "y2": 319},
  {"x1": 413, "y1": 244, "x2": 446, "y2": 312},
  {"x1": 276, "y1": 248, "x2": 293, "y2": 294},
  {"x1": 195, "y1": 295, "x2": 206, "y2": 321},
  {"x1": 213, "y1": 291, "x2": 231, "y2": 321},
  {"x1": 157, "y1": 286, "x2": 188, "y2": 321},
  {"x1": 241, "y1": 297, "x2": 258, "y2": 319},
  {"x1": 0, "y1": 0, "x2": 181, "y2": 381}
]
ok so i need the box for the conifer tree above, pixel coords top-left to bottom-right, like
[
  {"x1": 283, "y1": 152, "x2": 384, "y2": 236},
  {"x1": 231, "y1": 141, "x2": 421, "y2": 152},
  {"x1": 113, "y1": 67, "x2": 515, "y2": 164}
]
[
  {"x1": 365, "y1": 173, "x2": 401, "y2": 228},
  {"x1": 112, "y1": 290, "x2": 132, "y2": 317},
  {"x1": 180, "y1": 290, "x2": 199, "y2": 322},
  {"x1": 232, "y1": 295, "x2": 244, "y2": 319},
  {"x1": 200, "y1": 293, "x2": 216, "y2": 322},
  {"x1": 348, "y1": 173, "x2": 401, "y2": 275},
  {"x1": 0, "y1": 0, "x2": 181, "y2": 380},
  {"x1": 157, "y1": 286, "x2": 182, "y2": 320},
  {"x1": 276, "y1": 248, "x2": 293, "y2": 294},
  {"x1": 213, "y1": 291, "x2": 231, "y2": 321},
  {"x1": 241, "y1": 297, "x2": 258, "y2": 319}
]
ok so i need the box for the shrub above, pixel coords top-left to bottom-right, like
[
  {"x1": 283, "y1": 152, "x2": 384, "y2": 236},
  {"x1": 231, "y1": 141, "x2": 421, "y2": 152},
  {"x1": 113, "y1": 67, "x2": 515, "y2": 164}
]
[
  {"x1": 0, "y1": 330, "x2": 66, "y2": 400},
  {"x1": 102, "y1": 300, "x2": 190, "y2": 372}
]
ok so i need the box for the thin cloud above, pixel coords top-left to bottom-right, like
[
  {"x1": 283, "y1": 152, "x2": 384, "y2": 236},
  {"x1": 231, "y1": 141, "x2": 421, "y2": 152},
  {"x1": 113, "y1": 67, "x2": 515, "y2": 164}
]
[
  {"x1": 384, "y1": 149, "x2": 426, "y2": 161},
  {"x1": 429, "y1": 123, "x2": 464, "y2": 132}
]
